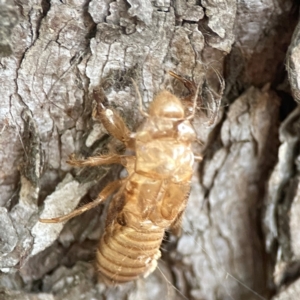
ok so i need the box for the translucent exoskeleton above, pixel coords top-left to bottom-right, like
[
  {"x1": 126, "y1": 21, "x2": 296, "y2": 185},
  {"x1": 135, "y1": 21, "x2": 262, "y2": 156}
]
[{"x1": 40, "y1": 72, "x2": 202, "y2": 284}]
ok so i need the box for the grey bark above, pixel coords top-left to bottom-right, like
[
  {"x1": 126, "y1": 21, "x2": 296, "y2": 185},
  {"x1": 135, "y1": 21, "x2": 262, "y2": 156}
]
[{"x1": 0, "y1": 0, "x2": 299, "y2": 299}]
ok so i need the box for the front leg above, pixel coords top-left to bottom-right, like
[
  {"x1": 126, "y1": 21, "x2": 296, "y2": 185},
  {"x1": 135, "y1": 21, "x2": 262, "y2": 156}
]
[{"x1": 93, "y1": 88, "x2": 135, "y2": 149}]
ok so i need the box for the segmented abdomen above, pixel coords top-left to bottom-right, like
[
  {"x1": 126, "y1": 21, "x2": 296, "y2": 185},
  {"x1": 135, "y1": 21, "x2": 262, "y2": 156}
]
[{"x1": 96, "y1": 225, "x2": 165, "y2": 284}]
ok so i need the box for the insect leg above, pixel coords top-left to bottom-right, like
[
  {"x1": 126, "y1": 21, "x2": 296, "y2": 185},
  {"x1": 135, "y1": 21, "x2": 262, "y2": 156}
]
[
  {"x1": 39, "y1": 179, "x2": 122, "y2": 223},
  {"x1": 67, "y1": 153, "x2": 126, "y2": 167},
  {"x1": 169, "y1": 210, "x2": 184, "y2": 236},
  {"x1": 93, "y1": 89, "x2": 135, "y2": 149},
  {"x1": 67, "y1": 154, "x2": 135, "y2": 173}
]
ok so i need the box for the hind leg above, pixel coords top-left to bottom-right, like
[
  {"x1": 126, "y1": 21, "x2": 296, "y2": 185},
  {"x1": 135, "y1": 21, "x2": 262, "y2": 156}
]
[{"x1": 39, "y1": 179, "x2": 123, "y2": 223}]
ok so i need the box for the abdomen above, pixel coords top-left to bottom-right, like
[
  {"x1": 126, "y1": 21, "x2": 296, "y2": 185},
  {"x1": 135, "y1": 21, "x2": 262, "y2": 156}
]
[
  {"x1": 95, "y1": 173, "x2": 191, "y2": 284},
  {"x1": 96, "y1": 224, "x2": 165, "y2": 284}
]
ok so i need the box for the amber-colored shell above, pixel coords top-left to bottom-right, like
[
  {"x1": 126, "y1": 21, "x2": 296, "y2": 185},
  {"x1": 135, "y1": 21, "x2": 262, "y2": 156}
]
[
  {"x1": 39, "y1": 73, "x2": 198, "y2": 285},
  {"x1": 95, "y1": 90, "x2": 195, "y2": 284}
]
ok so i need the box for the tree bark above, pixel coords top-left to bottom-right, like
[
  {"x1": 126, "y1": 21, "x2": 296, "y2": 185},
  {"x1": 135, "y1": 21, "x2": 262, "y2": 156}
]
[{"x1": 0, "y1": 0, "x2": 299, "y2": 299}]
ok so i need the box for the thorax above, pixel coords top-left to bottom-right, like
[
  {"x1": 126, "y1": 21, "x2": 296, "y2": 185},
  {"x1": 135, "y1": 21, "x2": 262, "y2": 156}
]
[{"x1": 134, "y1": 117, "x2": 195, "y2": 182}]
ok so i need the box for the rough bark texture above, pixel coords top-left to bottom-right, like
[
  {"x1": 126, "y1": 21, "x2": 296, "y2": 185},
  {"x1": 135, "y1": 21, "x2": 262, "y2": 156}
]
[{"x1": 0, "y1": 0, "x2": 299, "y2": 299}]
